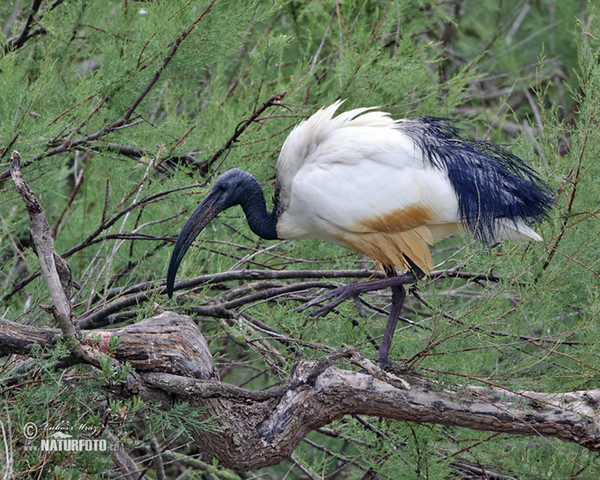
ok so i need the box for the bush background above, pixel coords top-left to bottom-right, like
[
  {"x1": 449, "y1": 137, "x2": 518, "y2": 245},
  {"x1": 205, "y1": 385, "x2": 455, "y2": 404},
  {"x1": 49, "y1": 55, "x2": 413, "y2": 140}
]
[{"x1": 1, "y1": 0, "x2": 599, "y2": 478}]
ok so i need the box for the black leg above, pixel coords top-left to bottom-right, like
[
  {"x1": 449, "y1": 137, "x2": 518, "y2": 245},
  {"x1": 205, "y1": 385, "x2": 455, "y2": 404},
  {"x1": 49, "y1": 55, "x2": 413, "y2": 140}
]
[
  {"x1": 296, "y1": 262, "x2": 424, "y2": 368},
  {"x1": 375, "y1": 269, "x2": 407, "y2": 368}
]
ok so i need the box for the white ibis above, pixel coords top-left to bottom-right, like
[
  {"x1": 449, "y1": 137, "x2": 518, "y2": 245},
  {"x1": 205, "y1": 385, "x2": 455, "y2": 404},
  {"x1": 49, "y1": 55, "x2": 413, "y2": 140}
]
[{"x1": 166, "y1": 100, "x2": 553, "y2": 367}]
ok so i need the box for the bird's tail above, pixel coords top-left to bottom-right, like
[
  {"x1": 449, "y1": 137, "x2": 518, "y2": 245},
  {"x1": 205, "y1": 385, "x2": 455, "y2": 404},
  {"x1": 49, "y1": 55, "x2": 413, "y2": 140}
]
[{"x1": 397, "y1": 117, "x2": 554, "y2": 243}]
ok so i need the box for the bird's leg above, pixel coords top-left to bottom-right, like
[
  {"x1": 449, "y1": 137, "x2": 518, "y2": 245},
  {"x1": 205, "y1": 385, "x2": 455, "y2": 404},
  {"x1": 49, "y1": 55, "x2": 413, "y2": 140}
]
[
  {"x1": 375, "y1": 262, "x2": 425, "y2": 368},
  {"x1": 375, "y1": 273, "x2": 406, "y2": 369},
  {"x1": 297, "y1": 264, "x2": 423, "y2": 369}
]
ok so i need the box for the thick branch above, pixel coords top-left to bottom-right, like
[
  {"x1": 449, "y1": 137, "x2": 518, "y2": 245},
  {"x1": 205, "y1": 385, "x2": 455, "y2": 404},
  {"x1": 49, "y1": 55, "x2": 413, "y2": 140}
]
[
  {"x1": 3, "y1": 310, "x2": 600, "y2": 470},
  {"x1": 0, "y1": 313, "x2": 214, "y2": 380},
  {"x1": 145, "y1": 353, "x2": 600, "y2": 470}
]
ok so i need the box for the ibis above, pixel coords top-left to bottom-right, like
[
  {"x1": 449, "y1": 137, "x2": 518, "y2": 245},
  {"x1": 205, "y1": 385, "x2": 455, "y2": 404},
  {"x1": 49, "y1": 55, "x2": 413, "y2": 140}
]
[{"x1": 166, "y1": 101, "x2": 553, "y2": 367}]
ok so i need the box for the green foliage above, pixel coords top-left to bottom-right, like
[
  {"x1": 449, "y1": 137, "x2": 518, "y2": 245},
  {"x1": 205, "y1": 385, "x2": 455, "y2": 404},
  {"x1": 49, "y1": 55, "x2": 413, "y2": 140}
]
[
  {"x1": 1, "y1": 0, "x2": 599, "y2": 478},
  {"x1": 98, "y1": 356, "x2": 131, "y2": 384},
  {"x1": 148, "y1": 401, "x2": 217, "y2": 439}
]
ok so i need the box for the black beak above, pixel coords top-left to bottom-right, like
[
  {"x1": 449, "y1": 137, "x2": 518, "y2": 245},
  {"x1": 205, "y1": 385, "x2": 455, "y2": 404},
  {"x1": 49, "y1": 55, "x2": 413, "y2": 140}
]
[{"x1": 166, "y1": 191, "x2": 224, "y2": 298}]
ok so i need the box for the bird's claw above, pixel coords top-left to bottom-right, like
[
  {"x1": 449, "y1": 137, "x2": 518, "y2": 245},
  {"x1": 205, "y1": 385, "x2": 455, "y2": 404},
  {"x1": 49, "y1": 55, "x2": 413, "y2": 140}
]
[{"x1": 295, "y1": 284, "x2": 361, "y2": 317}]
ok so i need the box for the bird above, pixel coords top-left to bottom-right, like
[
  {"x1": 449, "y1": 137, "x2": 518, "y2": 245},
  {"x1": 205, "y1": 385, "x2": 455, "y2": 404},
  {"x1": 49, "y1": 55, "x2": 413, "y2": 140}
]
[{"x1": 166, "y1": 100, "x2": 553, "y2": 368}]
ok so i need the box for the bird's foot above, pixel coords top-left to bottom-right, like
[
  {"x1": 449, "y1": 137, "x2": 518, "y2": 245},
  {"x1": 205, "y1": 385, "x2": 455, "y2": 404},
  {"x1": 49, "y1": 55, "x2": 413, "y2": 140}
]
[
  {"x1": 375, "y1": 352, "x2": 391, "y2": 370},
  {"x1": 296, "y1": 273, "x2": 418, "y2": 318},
  {"x1": 295, "y1": 283, "x2": 362, "y2": 317}
]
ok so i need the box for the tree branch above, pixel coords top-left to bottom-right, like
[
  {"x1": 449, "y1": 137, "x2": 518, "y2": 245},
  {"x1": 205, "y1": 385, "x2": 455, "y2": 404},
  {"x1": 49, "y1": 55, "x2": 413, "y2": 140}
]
[
  {"x1": 140, "y1": 329, "x2": 600, "y2": 471},
  {"x1": 147, "y1": 364, "x2": 600, "y2": 471},
  {"x1": 76, "y1": 267, "x2": 499, "y2": 329},
  {"x1": 206, "y1": 92, "x2": 287, "y2": 170},
  {"x1": 9, "y1": 151, "x2": 81, "y2": 351},
  {"x1": 0, "y1": 312, "x2": 214, "y2": 380},
  {"x1": 3, "y1": 310, "x2": 600, "y2": 470},
  {"x1": 2, "y1": 0, "x2": 46, "y2": 54}
]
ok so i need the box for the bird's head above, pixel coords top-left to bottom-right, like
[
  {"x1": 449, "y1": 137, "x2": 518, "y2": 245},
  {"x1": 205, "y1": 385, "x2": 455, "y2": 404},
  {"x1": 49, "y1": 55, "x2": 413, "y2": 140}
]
[
  {"x1": 208, "y1": 168, "x2": 256, "y2": 209},
  {"x1": 166, "y1": 168, "x2": 253, "y2": 298}
]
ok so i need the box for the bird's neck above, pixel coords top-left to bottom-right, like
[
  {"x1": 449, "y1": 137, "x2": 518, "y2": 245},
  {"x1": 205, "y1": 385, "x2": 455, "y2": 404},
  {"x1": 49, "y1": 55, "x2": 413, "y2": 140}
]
[{"x1": 239, "y1": 175, "x2": 279, "y2": 240}]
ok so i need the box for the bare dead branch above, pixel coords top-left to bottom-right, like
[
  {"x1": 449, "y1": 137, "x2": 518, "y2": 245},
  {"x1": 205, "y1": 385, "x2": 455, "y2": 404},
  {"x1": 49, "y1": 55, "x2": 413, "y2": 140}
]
[
  {"x1": 0, "y1": 318, "x2": 61, "y2": 355},
  {"x1": 146, "y1": 362, "x2": 600, "y2": 471},
  {"x1": 136, "y1": 317, "x2": 600, "y2": 470},
  {"x1": 0, "y1": 313, "x2": 214, "y2": 380},
  {"x1": 9, "y1": 150, "x2": 81, "y2": 350}
]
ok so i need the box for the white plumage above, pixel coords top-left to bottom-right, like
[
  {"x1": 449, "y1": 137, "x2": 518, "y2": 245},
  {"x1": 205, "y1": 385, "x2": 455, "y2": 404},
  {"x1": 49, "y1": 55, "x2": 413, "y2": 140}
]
[{"x1": 276, "y1": 101, "x2": 542, "y2": 272}]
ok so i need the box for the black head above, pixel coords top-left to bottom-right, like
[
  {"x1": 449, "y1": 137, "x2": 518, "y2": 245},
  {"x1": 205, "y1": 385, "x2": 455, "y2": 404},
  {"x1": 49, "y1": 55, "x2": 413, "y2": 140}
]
[
  {"x1": 166, "y1": 169, "x2": 250, "y2": 297},
  {"x1": 208, "y1": 168, "x2": 256, "y2": 210}
]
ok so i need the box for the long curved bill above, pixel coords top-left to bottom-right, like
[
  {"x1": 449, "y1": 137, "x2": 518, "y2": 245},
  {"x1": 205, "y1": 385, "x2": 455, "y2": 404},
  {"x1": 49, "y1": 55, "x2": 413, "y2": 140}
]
[{"x1": 166, "y1": 192, "x2": 223, "y2": 298}]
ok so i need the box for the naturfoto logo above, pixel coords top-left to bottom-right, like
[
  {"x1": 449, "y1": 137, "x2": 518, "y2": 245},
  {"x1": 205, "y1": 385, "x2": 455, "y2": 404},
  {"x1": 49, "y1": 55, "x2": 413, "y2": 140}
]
[{"x1": 23, "y1": 421, "x2": 116, "y2": 452}]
